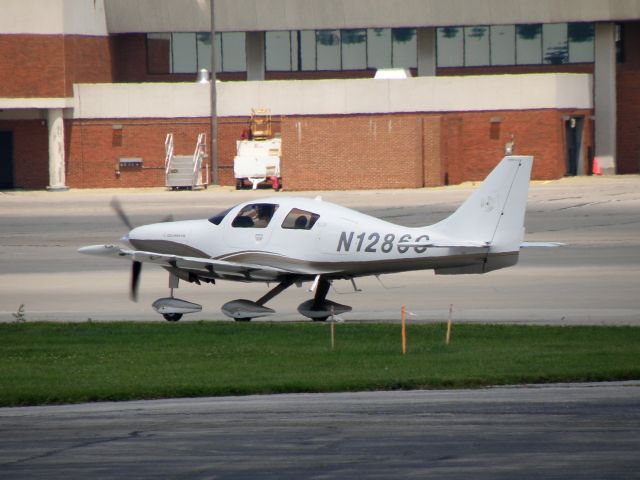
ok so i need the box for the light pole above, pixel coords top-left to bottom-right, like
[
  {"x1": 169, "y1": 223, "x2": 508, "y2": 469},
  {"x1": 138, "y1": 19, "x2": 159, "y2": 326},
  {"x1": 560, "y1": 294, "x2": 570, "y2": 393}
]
[{"x1": 210, "y1": 0, "x2": 218, "y2": 185}]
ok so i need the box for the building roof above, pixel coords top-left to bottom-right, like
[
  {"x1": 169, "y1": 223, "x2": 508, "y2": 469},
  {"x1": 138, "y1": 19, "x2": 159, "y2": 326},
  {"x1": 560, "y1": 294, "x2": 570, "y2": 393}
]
[
  {"x1": 105, "y1": 0, "x2": 640, "y2": 33},
  {"x1": 3, "y1": 0, "x2": 639, "y2": 36}
]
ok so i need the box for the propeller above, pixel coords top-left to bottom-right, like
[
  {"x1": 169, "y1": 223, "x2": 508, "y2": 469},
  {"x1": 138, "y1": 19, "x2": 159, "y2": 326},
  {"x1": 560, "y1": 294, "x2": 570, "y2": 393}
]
[
  {"x1": 130, "y1": 260, "x2": 142, "y2": 302},
  {"x1": 111, "y1": 197, "x2": 144, "y2": 302},
  {"x1": 110, "y1": 197, "x2": 176, "y2": 303},
  {"x1": 110, "y1": 197, "x2": 135, "y2": 231}
]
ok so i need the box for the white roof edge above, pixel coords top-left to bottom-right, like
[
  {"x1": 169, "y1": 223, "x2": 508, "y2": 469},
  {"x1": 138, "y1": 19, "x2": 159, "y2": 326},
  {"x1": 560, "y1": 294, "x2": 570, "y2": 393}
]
[
  {"x1": 0, "y1": 97, "x2": 74, "y2": 109},
  {"x1": 104, "y1": 0, "x2": 640, "y2": 33},
  {"x1": 0, "y1": 0, "x2": 108, "y2": 36},
  {"x1": 69, "y1": 73, "x2": 592, "y2": 120}
]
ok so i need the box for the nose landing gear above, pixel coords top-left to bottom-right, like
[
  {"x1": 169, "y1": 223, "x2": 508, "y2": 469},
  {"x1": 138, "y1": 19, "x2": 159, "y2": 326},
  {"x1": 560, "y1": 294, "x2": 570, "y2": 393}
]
[
  {"x1": 152, "y1": 297, "x2": 202, "y2": 322},
  {"x1": 151, "y1": 273, "x2": 202, "y2": 322}
]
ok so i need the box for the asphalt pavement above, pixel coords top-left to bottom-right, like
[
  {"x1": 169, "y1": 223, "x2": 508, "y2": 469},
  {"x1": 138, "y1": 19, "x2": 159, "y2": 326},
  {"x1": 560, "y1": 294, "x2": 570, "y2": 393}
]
[{"x1": 1, "y1": 382, "x2": 638, "y2": 479}]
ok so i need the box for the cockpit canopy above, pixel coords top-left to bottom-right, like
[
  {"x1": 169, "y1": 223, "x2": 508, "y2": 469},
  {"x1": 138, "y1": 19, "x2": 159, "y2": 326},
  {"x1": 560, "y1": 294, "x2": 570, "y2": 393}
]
[
  {"x1": 232, "y1": 203, "x2": 279, "y2": 228},
  {"x1": 208, "y1": 203, "x2": 320, "y2": 230}
]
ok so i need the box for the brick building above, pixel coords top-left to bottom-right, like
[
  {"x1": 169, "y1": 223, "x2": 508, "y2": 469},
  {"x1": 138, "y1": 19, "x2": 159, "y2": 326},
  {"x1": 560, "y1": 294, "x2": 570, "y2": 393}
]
[{"x1": 0, "y1": 0, "x2": 639, "y2": 191}]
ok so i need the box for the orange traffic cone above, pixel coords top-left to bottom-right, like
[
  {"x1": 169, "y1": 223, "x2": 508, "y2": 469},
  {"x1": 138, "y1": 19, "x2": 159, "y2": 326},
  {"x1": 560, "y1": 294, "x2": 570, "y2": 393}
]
[{"x1": 592, "y1": 157, "x2": 602, "y2": 176}]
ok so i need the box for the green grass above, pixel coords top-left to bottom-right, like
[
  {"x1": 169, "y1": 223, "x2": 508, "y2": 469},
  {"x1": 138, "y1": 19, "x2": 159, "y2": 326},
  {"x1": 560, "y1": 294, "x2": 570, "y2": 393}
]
[{"x1": 1, "y1": 322, "x2": 639, "y2": 406}]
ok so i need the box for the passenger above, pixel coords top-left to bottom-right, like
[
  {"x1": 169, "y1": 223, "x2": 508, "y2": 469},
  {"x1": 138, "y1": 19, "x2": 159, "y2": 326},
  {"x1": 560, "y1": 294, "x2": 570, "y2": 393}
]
[{"x1": 294, "y1": 216, "x2": 308, "y2": 229}]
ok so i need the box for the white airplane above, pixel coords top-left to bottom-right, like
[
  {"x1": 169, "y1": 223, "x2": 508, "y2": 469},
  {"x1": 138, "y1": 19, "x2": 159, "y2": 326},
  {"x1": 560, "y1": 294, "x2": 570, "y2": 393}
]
[{"x1": 80, "y1": 155, "x2": 545, "y2": 322}]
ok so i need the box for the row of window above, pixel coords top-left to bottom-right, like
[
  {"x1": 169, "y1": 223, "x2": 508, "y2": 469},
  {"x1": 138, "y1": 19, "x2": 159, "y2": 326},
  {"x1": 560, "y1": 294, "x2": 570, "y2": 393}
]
[
  {"x1": 209, "y1": 204, "x2": 319, "y2": 230},
  {"x1": 437, "y1": 23, "x2": 595, "y2": 67},
  {"x1": 147, "y1": 23, "x2": 596, "y2": 74}
]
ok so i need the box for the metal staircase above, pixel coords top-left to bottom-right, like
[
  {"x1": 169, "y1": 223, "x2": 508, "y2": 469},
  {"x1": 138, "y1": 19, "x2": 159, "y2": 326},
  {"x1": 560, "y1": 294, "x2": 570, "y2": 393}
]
[{"x1": 165, "y1": 133, "x2": 209, "y2": 190}]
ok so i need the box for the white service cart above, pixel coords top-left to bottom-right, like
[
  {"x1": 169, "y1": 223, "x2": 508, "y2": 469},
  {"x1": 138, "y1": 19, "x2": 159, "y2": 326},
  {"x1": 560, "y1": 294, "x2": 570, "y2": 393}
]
[{"x1": 233, "y1": 137, "x2": 281, "y2": 190}]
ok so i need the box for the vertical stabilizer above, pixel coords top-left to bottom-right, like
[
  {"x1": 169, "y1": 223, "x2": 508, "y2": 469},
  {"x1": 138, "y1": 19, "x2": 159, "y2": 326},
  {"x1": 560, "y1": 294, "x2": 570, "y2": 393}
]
[{"x1": 429, "y1": 156, "x2": 533, "y2": 253}]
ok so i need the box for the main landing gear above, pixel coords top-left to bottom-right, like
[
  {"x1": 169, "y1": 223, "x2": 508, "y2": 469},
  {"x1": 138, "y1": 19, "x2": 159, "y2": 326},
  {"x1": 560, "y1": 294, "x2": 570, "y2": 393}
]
[
  {"x1": 221, "y1": 275, "x2": 352, "y2": 322},
  {"x1": 151, "y1": 274, "x2": 353, "y2": 322},
  {"x1": 296, "y1": 277, "x2": 352, "y2": 321}
]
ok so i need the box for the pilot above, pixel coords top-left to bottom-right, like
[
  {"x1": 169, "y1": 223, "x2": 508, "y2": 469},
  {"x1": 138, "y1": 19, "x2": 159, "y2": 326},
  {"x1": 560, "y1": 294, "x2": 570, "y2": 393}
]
[{"x1": 253, "y1": 205, "x2": 271, "y2": 228}]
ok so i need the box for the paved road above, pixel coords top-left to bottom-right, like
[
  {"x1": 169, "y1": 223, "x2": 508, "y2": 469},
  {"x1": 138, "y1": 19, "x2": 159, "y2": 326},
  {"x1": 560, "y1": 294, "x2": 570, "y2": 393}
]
[
  {"x1": 1, "y1": 382, "x2": 638, "y2": 479},
  {"x1": 1, "y1": 175, "x2": 639, "y2": 323}
]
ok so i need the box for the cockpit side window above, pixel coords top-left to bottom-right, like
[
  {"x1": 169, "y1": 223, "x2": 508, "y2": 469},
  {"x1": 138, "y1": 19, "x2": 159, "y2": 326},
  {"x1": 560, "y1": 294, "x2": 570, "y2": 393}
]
[
  {"x1": 281, "y1": 208, "x2": 320, "y2": 230},
  {"x1": 231, "y1": 203, "x2": 279, "y2": 228},
  {"x1": 208, "y1": 207, "x2": 232, "y2": 225}
]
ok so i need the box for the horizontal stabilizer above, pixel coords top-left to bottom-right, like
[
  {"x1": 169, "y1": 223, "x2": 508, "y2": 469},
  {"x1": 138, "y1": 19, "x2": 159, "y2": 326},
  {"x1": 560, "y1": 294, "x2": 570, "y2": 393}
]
[
  {"x1": 520, "y1": 241, "x2": 566, "y2": 248},
  {"x1": 397, "y1": 240, "x2": 489, "y2": 249}
]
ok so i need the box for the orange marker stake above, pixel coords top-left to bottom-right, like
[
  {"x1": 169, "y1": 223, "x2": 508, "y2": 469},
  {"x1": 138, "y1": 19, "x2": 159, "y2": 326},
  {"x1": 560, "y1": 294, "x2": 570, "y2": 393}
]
[
  {"x1": 330, "y1": 306, "x2": 336, "y2": 351},
  {"x1": 401, "y1": 305, "x2": 407, "y2": 355},
  {"x1": 446, "y1": 304, "x2": 453, "y2": 345}
]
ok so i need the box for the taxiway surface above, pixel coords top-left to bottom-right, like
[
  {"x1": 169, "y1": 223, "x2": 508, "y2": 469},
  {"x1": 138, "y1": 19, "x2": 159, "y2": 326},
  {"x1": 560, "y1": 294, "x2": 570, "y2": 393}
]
[
  {"x1": 1, "y1": 382, "x2": 638, "y2": 479},
  {"x1": 1, "y1": 176, "x2": 639, "y2": 323}
]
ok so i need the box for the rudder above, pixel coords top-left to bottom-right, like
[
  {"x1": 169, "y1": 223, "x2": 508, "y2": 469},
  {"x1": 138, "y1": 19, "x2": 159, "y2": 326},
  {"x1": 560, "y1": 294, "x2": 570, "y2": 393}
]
[{"x1": 429, "y1": 155, "x2": 534, "y2": 253}]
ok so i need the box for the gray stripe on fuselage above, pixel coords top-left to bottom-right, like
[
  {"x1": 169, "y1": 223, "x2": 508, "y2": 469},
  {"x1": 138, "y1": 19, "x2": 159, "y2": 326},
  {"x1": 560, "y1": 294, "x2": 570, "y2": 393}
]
[
  {"x1": 218, "y1": 250, "x2": 517, "y2": 278},
  {"x1": 129, "y1": 239, "x2": 210, "y2": 258}
]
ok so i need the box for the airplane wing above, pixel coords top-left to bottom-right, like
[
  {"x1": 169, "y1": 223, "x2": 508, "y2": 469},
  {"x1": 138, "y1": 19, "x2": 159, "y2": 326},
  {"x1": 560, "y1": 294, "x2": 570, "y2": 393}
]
[{"x1": 79, "y1": 244, "x2": 293, "y2": 281}]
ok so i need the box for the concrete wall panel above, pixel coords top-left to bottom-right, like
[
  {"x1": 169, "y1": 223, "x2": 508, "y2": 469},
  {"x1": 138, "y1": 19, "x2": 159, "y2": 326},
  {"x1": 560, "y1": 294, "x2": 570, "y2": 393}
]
[
  {"x1": 73, "y1": 83, "x2": 211, "y2": 119},
  {"x1": 71, "y1": 74, "x2": 593, "y2": 119},
  {"x1": 0, "y1": 0, "x2": 107, "y2": 35}
]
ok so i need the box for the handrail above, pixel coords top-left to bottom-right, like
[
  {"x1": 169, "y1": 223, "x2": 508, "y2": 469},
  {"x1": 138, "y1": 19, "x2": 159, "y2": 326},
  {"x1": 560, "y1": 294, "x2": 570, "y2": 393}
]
[
  {"x1": 164, "y1": 133, "x2": 174, "y2": 177},
  {"x1": 192, "y1": 133, "x2": 206, "y2": 187}
]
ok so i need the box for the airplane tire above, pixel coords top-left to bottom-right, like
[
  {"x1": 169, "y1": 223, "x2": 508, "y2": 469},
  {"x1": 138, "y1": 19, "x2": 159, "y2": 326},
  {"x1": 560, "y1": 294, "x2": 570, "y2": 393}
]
[
  {"x1": 162, "y1": 313, "x2": 183, "y2": 322},
  {"x1": 234, "y1": 317, "x2": 252, "y2": 322},
  {"x1": 312, "y1": 317, "x2": 328, "y2": 322}
]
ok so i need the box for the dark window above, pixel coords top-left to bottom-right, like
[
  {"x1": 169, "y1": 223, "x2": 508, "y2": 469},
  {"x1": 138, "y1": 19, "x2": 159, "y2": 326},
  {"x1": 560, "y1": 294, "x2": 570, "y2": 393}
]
[
  {"x1": 208, "y1": 207, "x2": 232, "y2": 225},
  {"x1": 437, "y1": 22, "x2": 593, "y2": 68},
  {"x1": 342, "y1": 29, "x2": 367, "y2": 69},
  {"x1": 146, "y1": 32, "x2": 241, "y2": 74},
  {"x1": 543, "y1": 23, "x2": 568, "y2": 64},
  {"x1": 266, "y1": 31, "x2": 292, "y2": 70},
  {"x1": 391, "y1": 28, "x2": 417, "y2": 68},
  {"x1": 568, "y1": 22, "x2": 595, "y2": 63},
  {"x1": 172, "y1": 32, "x2": 197, "y2": 73},
  {"x1": 281, "y1": 208, "x2": 320, "y2": 230},
  {"x1": 147, "y1": 33, "x2": 171, "y2": 74},
  {"x1": 516, "y1": 24, "x2": 542, "y2": 65},
  {"x1": 232, "y1": 203, "x2": 279, "y2": 228}
]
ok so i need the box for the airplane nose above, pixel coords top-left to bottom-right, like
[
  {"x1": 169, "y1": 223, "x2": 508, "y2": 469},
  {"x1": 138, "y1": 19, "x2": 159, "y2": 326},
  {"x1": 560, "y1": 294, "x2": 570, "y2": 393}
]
[
  {"x1": 126, "y1": 224, "x2": 154, "y2": 248},
  {"x1": 125, "y1": 221, "x2": 195, "y2": 252},
  {"x1": 125, "y1": 226, "x2": 142, "y2": 243}
]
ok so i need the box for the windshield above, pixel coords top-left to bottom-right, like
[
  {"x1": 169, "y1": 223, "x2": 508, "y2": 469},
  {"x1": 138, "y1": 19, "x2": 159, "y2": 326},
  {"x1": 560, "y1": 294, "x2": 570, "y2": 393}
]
[
  {"x1": 208, "y1": 207, "x2": 232, "y2": 225},
  {"x1": 232, "y1": 203, "x2": 279, "y2": 228}
]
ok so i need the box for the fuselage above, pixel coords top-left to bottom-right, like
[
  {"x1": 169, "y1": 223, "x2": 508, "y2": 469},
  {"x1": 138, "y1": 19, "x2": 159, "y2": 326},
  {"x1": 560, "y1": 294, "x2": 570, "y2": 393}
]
[{"x1": 128, "y1": 196, "x2": 498, "y2": 280}]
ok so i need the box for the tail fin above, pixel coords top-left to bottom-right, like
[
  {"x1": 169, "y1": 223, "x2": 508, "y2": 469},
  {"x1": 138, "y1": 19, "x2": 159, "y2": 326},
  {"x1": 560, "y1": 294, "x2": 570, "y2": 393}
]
[{"x1": 429, "y1": 156, "x2": 534, "y2": 253}]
